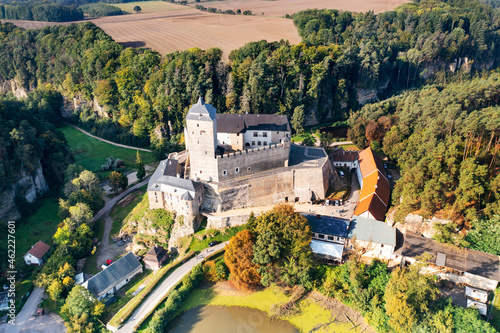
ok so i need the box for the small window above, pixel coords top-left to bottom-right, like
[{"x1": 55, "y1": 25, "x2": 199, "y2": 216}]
[
  {"x1": 237, "y1": 133, "x2": 240, "y2": 136},
  {"x1": 318, "y1": 234, "x2": 325, "y2": 239},
  {"x1": 197, "y1": 124, "x2": 199, "y2": 127},
  {"x1": 223, "y1": 170, "x2": 227, "y2": 176},
  {"x1": 252, "y1": 141, "x2": 255, "y2": 146},
  {"x1": 247, "y1": 167, "x2": 251, "y2": 171},
  {"x1": 235, "y1": 167, "x2": 240, "y2": 173},
  {"x1": 327, "y1": 236, "x2": 334, "y2": 241},
  {"x1": 264, "y1": 142, "x2": 268, "y2": 146},
  {"x1": 258, "y1": 141, "x2": 261, "y2": 146},
  {"x1": 263, "y1": 132, "x2": 268, "y2": 137},
  {"x1": 381, "y1": 244, "x2": 384, "y2": 248},
  {"x1": 205, "y1": 151, "x2": 207, "y2": 155},
  {"x1": 253, "y1": 132, "x2": 258, "y2": 137},
  {"x1": 197, "y1": 141, "x2": 199, "y2": 144},
  {"x1": 199, "y1": 170, "x2": 203, "y2": 174}
]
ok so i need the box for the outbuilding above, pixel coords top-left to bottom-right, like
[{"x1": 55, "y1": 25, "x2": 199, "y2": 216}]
[{"x1": 83, "y1": 252, "x2": 143, "y2": 300}]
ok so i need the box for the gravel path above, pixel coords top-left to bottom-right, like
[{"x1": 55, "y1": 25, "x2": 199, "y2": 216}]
[{"x1": 64, "y1": 122, "x2": 152, "y2": 152}]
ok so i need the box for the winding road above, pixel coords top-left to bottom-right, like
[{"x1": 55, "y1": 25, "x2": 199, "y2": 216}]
[
  {"x1": 116, "y1": 241, "x2": 228, "y2": 333},
  {"x1": 64, "y1": 123, "x2": 152, "y2": 152}
]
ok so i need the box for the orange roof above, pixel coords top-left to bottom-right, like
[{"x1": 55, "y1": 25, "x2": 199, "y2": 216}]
[
  {"x1": 354, "y1": 148, "x2": 390, "y2": 221},
  {"x1": 26, "y1": 241, "x2": 50, "y2": 259}
]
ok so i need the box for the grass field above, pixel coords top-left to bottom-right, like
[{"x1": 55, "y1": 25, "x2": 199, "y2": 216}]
[
  {"x1": 16, "y1": 195, "x2": 60, "y2": 257},
  {"x1": 59, "y1": 125, "x2": 155, "y2": 174},
  {"x1": 114, "y1": 1, "x2": 187, "y2": 14},
  {"x1": 110, "y1": 187, "x2": 147, "y2": 240},
  {"x1": 492, "y1": 288, "x2": 500, "y2": 331}
]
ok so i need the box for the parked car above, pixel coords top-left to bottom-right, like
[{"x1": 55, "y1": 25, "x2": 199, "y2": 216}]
[
  {"x1": 209, "y1": 241, "x2": 220, "y2": 247},
  {"x1": 339, "y1": 170, "x2": 345, "y2": 177},
  {"x1": 106, "y1": 259, "x2": 113, "y2": 265},
  {"x1": 387, "y1": 173, "x2": 392, "y2": 180}
]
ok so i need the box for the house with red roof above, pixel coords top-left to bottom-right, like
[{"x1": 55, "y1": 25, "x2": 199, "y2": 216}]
[{"x1": 24, "y1": 240, "x2": 51, "y2": 265}]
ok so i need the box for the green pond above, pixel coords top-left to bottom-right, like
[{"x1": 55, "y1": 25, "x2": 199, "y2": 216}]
[{"x1": 166, "y1": 305, "x2": 299, "y2": 332}]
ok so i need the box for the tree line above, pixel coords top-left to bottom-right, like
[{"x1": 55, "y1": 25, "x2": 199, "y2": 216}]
[
  {"x1": 0, "y1": 3, "x2": 83, "y2": 22},
  {"x1": 0, "y1": 0, "x2": 499, "y2": 152},
  {"x1": 80, "y1": 3, "x2": 122, "y2": 17}
]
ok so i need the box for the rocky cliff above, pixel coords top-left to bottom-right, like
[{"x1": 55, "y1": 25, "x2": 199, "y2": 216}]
[{"x1": 0, "y1": 162, "x2": 49, "y2": 222}]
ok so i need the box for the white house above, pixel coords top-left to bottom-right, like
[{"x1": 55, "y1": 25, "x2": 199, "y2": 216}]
[
  {"x1": 24, "y1": 241, "x2": 50, "y2": 265},
  {"x1": 83, "y1": 252, "x2": 143, "y2": 300}
]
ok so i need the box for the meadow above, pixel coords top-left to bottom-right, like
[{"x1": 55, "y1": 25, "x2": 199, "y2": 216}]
[{"x1": 59, "y1": 125, "x2": 155, "y2": 174}]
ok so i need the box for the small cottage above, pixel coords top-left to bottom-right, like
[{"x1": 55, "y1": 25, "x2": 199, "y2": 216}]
[
  {"x1": 24, "y1": 241, "x2": 51, "y2": 265},
  {"x1": 143, "y1": 245, "x2": 168, "y2": 270}
]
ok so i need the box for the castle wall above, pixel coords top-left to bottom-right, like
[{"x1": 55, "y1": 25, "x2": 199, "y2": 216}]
[
  {"x1": 203, "y1": 160, "x2": 330, "y2": 213},
  {"x1": 216, "y1": 143, "x2": 290, "y2": 181},
  {"x1": 148, "y1": 188, "x2": 203, "y2": 221}
]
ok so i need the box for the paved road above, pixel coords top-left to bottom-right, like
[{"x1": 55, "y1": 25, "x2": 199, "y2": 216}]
[
  {"x1": 116, "y1": 242, "x2": 228, "y2": 333},
  {"x1": 64, "y1": 122, "x2": 152, "y2": 152},
  {"x1": 93, "y1": 177, "x2": 151, "y2": 267},
  {"x1": 2, "y1": 288, "x2": 44, "y2": 333}
]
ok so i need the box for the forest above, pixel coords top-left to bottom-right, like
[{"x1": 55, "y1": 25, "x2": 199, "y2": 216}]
[
  {"x1": 0, "y1": 0, "x2": 499, "y2": 149},
  {"x1": 348, "y1": 73, "x2": 500, "y2": 239},
  {"x1": 0, "y1": 2, "x2": 83, "y2": 21}
]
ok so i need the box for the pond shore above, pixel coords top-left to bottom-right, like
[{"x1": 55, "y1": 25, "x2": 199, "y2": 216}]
[{"x1": 157, "y1": 282, "x2": 373, "y2": 333}]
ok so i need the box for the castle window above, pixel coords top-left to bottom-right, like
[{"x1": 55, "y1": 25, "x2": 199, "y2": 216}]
[
  {"x1": 258, "y1": 141, "x2": 261, "y2": 146},
  {"x1": 247, "y1": 167, "x2": 251, "y2": 171},
  {"x1": 264, "y1": 142, "x2": 268, "y2": 146},
  {"x1": 263, "y1": 132, "x2": 268, "y2": 137},
  {"x1": 197, "y1": 124, "x2": 199, "y2": 127},
  {"x1": 237, "y1": 133, "x2": 240, "y2": 136},
  {"x1": 223, "y1": 170, "x2": 227, "y2": 176},
  {"x1": 235, "y1": 167, "x2": 240, "y2": 173},
  {"x1": 252, "y1": 141, "x2": 255, "y2": 146},
  {"x1": 317, "y1": 234, "x2": 325, "y2": 240},
  {"x1": 253, "y1": 132, "x2": 258, "y2": 137},
  {"x1": 197, "y1": 141, "x2": 199, "y2": 144},
  {"x1": 327, "y1": 236, "x2": 334, "y2": 241},
  {"x1": 199, "y1": 170, "x2": 203, "y2": 174}
]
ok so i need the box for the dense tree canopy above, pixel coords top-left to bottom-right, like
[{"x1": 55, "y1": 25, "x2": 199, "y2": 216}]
[{"x1": 349, "y1": 73, "x2": 500, "y2": 223}]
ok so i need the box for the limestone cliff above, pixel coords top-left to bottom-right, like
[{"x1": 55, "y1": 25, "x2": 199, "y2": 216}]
[{"x1": 0, "y1": 162, "x2": 49, "y2": 222}]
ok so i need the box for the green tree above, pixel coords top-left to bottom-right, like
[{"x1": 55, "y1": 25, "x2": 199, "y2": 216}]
[
  {"x1": 252, "y1": 204, "x2": 313, "y2": 288},
  {"x1": 136, "y1": 150, "x2": 146, "y2": 181},
  {"x1": 291, "y1": 105, "x2": 305, "y2": 134},
  {"x1": 109, "y1": 171, "x2": 128, "y2": 193},
  {"x1": 133, "y1": 5, "x2": 141, "y2": 13}
]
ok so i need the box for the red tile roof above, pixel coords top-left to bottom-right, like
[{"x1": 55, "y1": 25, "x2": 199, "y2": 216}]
[
  {"x1": 26, "y1": 241, "x2": 50, "y2": 259},
  {"x1": 354, "y1": 148, "x2": 390, "y2": 221}
]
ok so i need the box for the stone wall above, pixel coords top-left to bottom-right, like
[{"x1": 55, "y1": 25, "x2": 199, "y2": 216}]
[
  {"x1": 203, "y1": 160, "x2": 331, "y2": 213},
  {"x1": 216, "y1": 143, "x2": 290, "y2": 181},
  {"x1": 206, "y1": 213, "x2": 259, "y2": 229}
]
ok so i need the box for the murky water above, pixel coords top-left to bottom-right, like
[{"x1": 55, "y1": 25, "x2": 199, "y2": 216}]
[{"x1": 166, "y1": 305, "x2": 299, "y2": 333}]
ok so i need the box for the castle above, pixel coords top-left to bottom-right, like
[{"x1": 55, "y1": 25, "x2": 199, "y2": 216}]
[{"x1": 148, "y1": 98, "x2": 335, "y2": 231}]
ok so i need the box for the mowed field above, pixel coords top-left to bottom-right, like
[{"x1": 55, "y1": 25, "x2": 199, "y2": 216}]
[
  {"x1": 3, "y1": 0, "x2": 408, "y2": 61},
  {"x1": 190, "y1": 0, "x2": 410, "y2": 16}
]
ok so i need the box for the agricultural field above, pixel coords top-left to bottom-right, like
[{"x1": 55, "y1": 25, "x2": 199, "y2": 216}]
[
  {"x1": 5, "y1": 0, "x2": 407, "y2": 61},
  {"x1": 113, "y1": 1, "x2": 187, "y2": 14},
  {"x1": 91, "y1": 8, "x2": 301, "y2": 60},
  {"x1": 190, "y1": 0, "x2": 410, "y2": 16}
]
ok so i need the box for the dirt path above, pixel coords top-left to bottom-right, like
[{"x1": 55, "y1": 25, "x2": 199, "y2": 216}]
[{"x1": 64, "y1": 122, "x2": 152, "y2": 152}]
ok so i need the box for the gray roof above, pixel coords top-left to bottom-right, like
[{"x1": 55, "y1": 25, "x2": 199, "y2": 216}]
[
  {"x1": 347, "y1": 215, "x2": 397, "y2": 246},
  {"x1": 148, "y1": 159, "x2": 202, "y2": 201},
  {"x1": 304, "y1": 215, "x2": 350, "y2": 238},
  {"x1": 186, "y1": 97, "x2": 217, "y2": 122},
  {"x1": 85, "y1": 252, "x2": 141, "y2": 297},
  {"x1": 216, "y1": 114, "x2": 291, "y2": 133},
  {"x1": 402, "y1": 231, "x2": 500, "y2": 281}
]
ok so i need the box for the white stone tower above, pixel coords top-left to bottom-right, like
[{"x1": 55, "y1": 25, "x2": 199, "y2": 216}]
[{"x1": 185, "y1": 97, "x2": 219, "y2": 182}]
